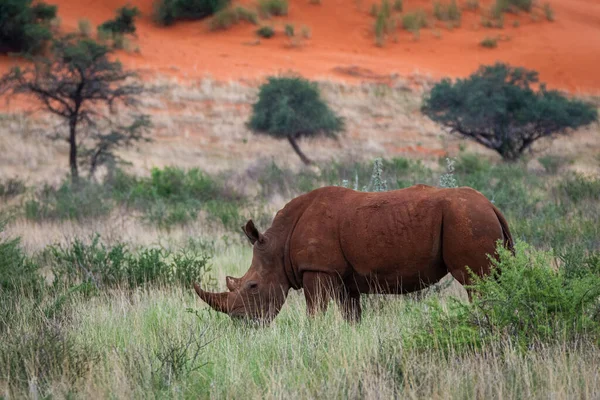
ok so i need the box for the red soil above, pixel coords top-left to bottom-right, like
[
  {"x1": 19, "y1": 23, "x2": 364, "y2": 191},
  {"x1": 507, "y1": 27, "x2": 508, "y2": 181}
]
[{"x1": 1, "y1": 0, "x2": 599, "y2": 92}]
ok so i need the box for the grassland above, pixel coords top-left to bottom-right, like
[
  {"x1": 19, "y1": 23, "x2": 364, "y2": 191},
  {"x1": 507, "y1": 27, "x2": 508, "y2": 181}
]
[{"x1": 1, "y1": 78, "x2": 600, "y2": 399}]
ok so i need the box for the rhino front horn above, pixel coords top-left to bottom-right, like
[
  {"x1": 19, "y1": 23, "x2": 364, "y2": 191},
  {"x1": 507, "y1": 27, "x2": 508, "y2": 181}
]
[{"x1": 194, "y1": 283, "x2": 231, "y2": 314}]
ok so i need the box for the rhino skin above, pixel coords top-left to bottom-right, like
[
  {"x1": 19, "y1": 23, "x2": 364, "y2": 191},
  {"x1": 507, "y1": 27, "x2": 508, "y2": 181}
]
[{"x1": 194, "y1": 185, "x2": 513, "y2": 324}]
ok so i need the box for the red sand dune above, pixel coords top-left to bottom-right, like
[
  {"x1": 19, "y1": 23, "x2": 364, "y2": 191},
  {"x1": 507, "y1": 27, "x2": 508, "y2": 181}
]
[{"x1": 1, "y1": 0, "x2": 600, "y2": 92}]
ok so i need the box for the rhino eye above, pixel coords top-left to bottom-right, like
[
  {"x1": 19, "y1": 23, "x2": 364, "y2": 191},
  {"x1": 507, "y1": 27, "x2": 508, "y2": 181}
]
[{"x1": 247, "y1": 282, "x2": 258, "y2": 290}]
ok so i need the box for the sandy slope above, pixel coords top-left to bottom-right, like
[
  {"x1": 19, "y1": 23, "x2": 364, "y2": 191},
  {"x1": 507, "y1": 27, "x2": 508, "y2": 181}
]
[{"x1": 1, "y1": 0, "x2": 598, "y2": 92}]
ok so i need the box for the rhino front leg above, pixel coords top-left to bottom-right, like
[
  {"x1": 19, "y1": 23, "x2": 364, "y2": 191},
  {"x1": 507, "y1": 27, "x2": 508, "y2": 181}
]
[
  {"x1": 303, "y1": 272, "x2": 342, "y2": 317},
  {"x1": 338, "y1": 289, "x2": 361, "y2": 323}
]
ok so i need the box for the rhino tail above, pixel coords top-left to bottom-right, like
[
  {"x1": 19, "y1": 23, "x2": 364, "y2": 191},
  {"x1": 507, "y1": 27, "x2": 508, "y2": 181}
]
[{"x1": 492, "y1": 204, "x2": 514, "y2": 256}]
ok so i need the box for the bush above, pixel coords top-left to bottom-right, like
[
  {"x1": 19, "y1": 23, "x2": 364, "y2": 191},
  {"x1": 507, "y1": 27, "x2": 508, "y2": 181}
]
[
  {"x1": 25, "y1": 180, "x2": 113, "y2": 221},
  {"x1": 210, "y1": 7, "x2": 257, "y2": 30},
  {"x1": 404, "y1": 242, "x2": 600, "y2": 353},
  {"x1": 433, "y1": 0, "x2": 461, "y2": 22},
  {"x1": 153, "y1": 0, "x2": 230, "y2": 26},
  {"x1": 393, "y1": 0, "x2": 403, "y2": 12},
  {"x1": 0, "y1": 225, "x2": 43, "y2": 299},
  {"x1": 0, "y1": 0, "x2": 57, "y2": 54},
  {"x1": 256, "y1": 25, "x2": 275, "y2": 38},
  {"x1": 285, "y1": 23, "x2": 295, "y2": 37},
  {"x1": 258, "y1": 0, "x2": 288, "y2": 17},
  {"x1": 401, "y1": 9, "x2": 427, "y2": 32},
  {"x1": 98, "y1": 5, "x2": 141, "y2": 35},
  {"x1": 112, "y1": 167, "x2": 240, "y2": 227},
  {"x1": 248, "y1": 76, "x2": 343, "y2": 165},
  {"x1": 559, "y1": 174, "x2": 600, "y2": 203},
  {"x1": 48, "y1": 234, "x2": 214, "y2": 289},
  {"x1": 493, "y1": 0, "x2": 532, "y2": 14},
  {"x1": 422, "y1": 63, "x2": 598, "y2": 160},
  {"x1": 480, "y1": 36, "x2": 497, "y2": 48}
]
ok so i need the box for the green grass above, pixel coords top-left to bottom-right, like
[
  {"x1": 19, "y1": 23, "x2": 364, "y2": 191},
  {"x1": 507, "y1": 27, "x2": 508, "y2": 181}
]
[{"x1": 3, "y1": 155, "x2": 600, "y2": 397}]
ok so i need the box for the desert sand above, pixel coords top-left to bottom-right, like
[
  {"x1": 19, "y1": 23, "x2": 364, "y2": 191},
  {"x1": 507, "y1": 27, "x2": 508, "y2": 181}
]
[{"x1": 0, "y1": 0, "x2": 599, "y2": 92}]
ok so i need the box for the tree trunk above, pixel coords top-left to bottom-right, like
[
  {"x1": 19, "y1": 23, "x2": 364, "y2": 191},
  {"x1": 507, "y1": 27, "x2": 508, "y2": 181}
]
[
  {"x1": 69, "y1": 118, "x2": 79, "y2": 184},
  {"x1": 287, "y1": 136, "x2": 313, "y2": 165}
]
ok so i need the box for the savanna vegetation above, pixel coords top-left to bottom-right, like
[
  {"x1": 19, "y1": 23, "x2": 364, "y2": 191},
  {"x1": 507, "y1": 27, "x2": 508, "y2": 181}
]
[
  {"x1": 1, "y1": 60, "x2": 599, "y2": 398},
  {"x1": 1, "y1": 151, "x2": 600, "y2": 398}
]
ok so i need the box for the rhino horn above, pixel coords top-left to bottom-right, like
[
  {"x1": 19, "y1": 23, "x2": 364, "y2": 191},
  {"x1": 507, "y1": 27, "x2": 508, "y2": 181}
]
[
  {"x1": 226, "y1": 276, "x2": 241, "y2": 291},
  {"x1": 194, "y1": 283, "x2": 231, "y2": 314}
]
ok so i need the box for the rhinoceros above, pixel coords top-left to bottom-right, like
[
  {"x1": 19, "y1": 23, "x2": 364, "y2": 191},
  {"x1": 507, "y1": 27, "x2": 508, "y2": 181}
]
[{"x1": 194, "y1": 185, "x2": 513, "y2": 323}]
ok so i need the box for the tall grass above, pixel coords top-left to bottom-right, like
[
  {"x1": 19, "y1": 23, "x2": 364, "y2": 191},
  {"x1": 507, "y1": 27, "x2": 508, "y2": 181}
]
[{"x1": 2, "y1": 155, "x2": 600, "y2": 397}]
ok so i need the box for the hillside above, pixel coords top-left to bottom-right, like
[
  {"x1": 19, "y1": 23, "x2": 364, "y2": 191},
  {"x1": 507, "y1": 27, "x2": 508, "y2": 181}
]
[{"x1": 1, "y1": 0, "x2": 600, "y2": 92}]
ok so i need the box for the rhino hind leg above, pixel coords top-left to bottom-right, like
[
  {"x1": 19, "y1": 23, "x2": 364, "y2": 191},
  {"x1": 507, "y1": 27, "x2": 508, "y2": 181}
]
[{"x1": 441, "y1": 202, "x2": 505, "y2": 298}]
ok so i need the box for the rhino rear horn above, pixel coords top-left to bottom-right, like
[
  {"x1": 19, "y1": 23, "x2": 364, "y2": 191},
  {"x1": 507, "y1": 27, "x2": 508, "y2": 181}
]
[{"x1": 226, "y1": 276, "x2": 241, "y2": 291}]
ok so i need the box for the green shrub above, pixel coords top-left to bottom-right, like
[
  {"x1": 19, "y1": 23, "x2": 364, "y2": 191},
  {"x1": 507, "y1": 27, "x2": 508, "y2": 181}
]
[
  {"x1": 210, "y1": 6, "x2": 257, "y2": 30},
  {"x1": 48, "y1": 234, "x2": 214, "y2": 289},
  {"x1": 25, "y1": 180, "x2": 113, "y2": 221},
  {"x1": 248, "y1": 76, "x2": 343, "y2": 165},
  {"x1": 404, "y1": 242, "x2": 600, "y2": 353},
  {"x1": 493, "y1": 0, "x2": 532, "y2": 15},
  {"x1": 235, "y1": 6, "x2": 258, "y2": 23},
  {"x1": 285, "y1": 23, "x2": 294, "y2": 37},
  {"x1": 112, "y1": 167, "x2": 239, "y2": 227},
  {"x1": 0, "y1": 0, "x2": 57, "y2": 54},
  {"x1": 393, "y1": 0, "x2": 403, "y2": 12},
  {"x1": 153, "y1": 0, "x2": 230, "y2": 26},
  {"x1": 480, "y1": 36, "x2": 497, "y2": 48},
  {"x1": 538, "y1": 155, "x2": 568, "y2": 174},
  {"x1": 401, "y1": 9, "x2": 427, "y2": 32},
  {"x1": 433, "y1": 0, "x2": 461, "y2": 22},
  {"x1": 258, "y1": 0, "x2": 288, "y2": 17},
  {"x1": 559, "y1": 174, "x2": 600, "y2": 203},
  {"x1": 99, "y1": 5, "x2": 140, "y2": 35},
  {"x1": 256, "y1": 25, "x2": 275, "y2": 38},
  {"x1": 0, "y1": 225, "x2": 43, "y2": 299},
  {"x1": 422, "y1": 63, "x2": 598, "y2": 160}
]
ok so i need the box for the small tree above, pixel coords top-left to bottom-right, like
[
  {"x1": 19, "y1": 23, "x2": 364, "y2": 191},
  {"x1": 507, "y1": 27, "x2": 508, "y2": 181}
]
[
  {"x1": 422, "y1": 63, "x2": 598, "y2": 161},
  {"x1": 0, "y1": 35, "x2": 150, "y2": 182},
  {"x1": 248, "y1": 76, "x2": 344, "y2": 165},
  {"x1": 0, "y1": 0, "x2": 57, "y2": 54}
]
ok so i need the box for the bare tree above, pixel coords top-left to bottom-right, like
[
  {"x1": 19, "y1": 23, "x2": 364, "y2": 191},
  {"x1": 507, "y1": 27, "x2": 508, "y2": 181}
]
[{"x1": 0, "y1": 34, "x2": 151, "y2": 183}]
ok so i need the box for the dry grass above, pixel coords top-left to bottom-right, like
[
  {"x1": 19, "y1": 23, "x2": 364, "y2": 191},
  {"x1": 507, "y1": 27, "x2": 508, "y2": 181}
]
[{"x1": 2, "y1": 76, "x2": 599, "y2": 186}]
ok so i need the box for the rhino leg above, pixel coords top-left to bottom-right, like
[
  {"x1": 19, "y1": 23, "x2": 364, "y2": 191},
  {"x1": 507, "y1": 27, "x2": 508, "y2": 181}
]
[
  {"x1": 303, "y1": 272, "x2": 361, "y2": 322},
  {"x1": 337, "y1": 288, "x2": 361, "y2": 323}
]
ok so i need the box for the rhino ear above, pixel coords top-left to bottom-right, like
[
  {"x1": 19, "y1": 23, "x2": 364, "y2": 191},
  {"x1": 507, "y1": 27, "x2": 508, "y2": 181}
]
[{"x1": 242, "y1": 219, "x2": 263, "y2": 245}]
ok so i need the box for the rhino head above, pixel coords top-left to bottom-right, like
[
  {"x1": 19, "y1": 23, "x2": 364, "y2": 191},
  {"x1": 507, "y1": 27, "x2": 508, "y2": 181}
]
[{"x1": 194, "y1": 220, "x2": 290, "y2": 324}]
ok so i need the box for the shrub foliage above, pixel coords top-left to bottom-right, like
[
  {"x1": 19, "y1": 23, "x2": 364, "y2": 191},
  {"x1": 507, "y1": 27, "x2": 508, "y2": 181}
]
[
  {"x1": 154, "y1": 0, "x2": 229, "y2": 26},
  {"x1": 248, "y1": 76, "x2": 343, "y2": 165},
  {"x1": 422, "y1": 63, "x2": 598, "y2": 160},
  {"x1": 0, "y1": 0, "x2": 57, "y2": 54},
  {"x1": 99, "y1": 5, "x2": 141, "y2": 35}
]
